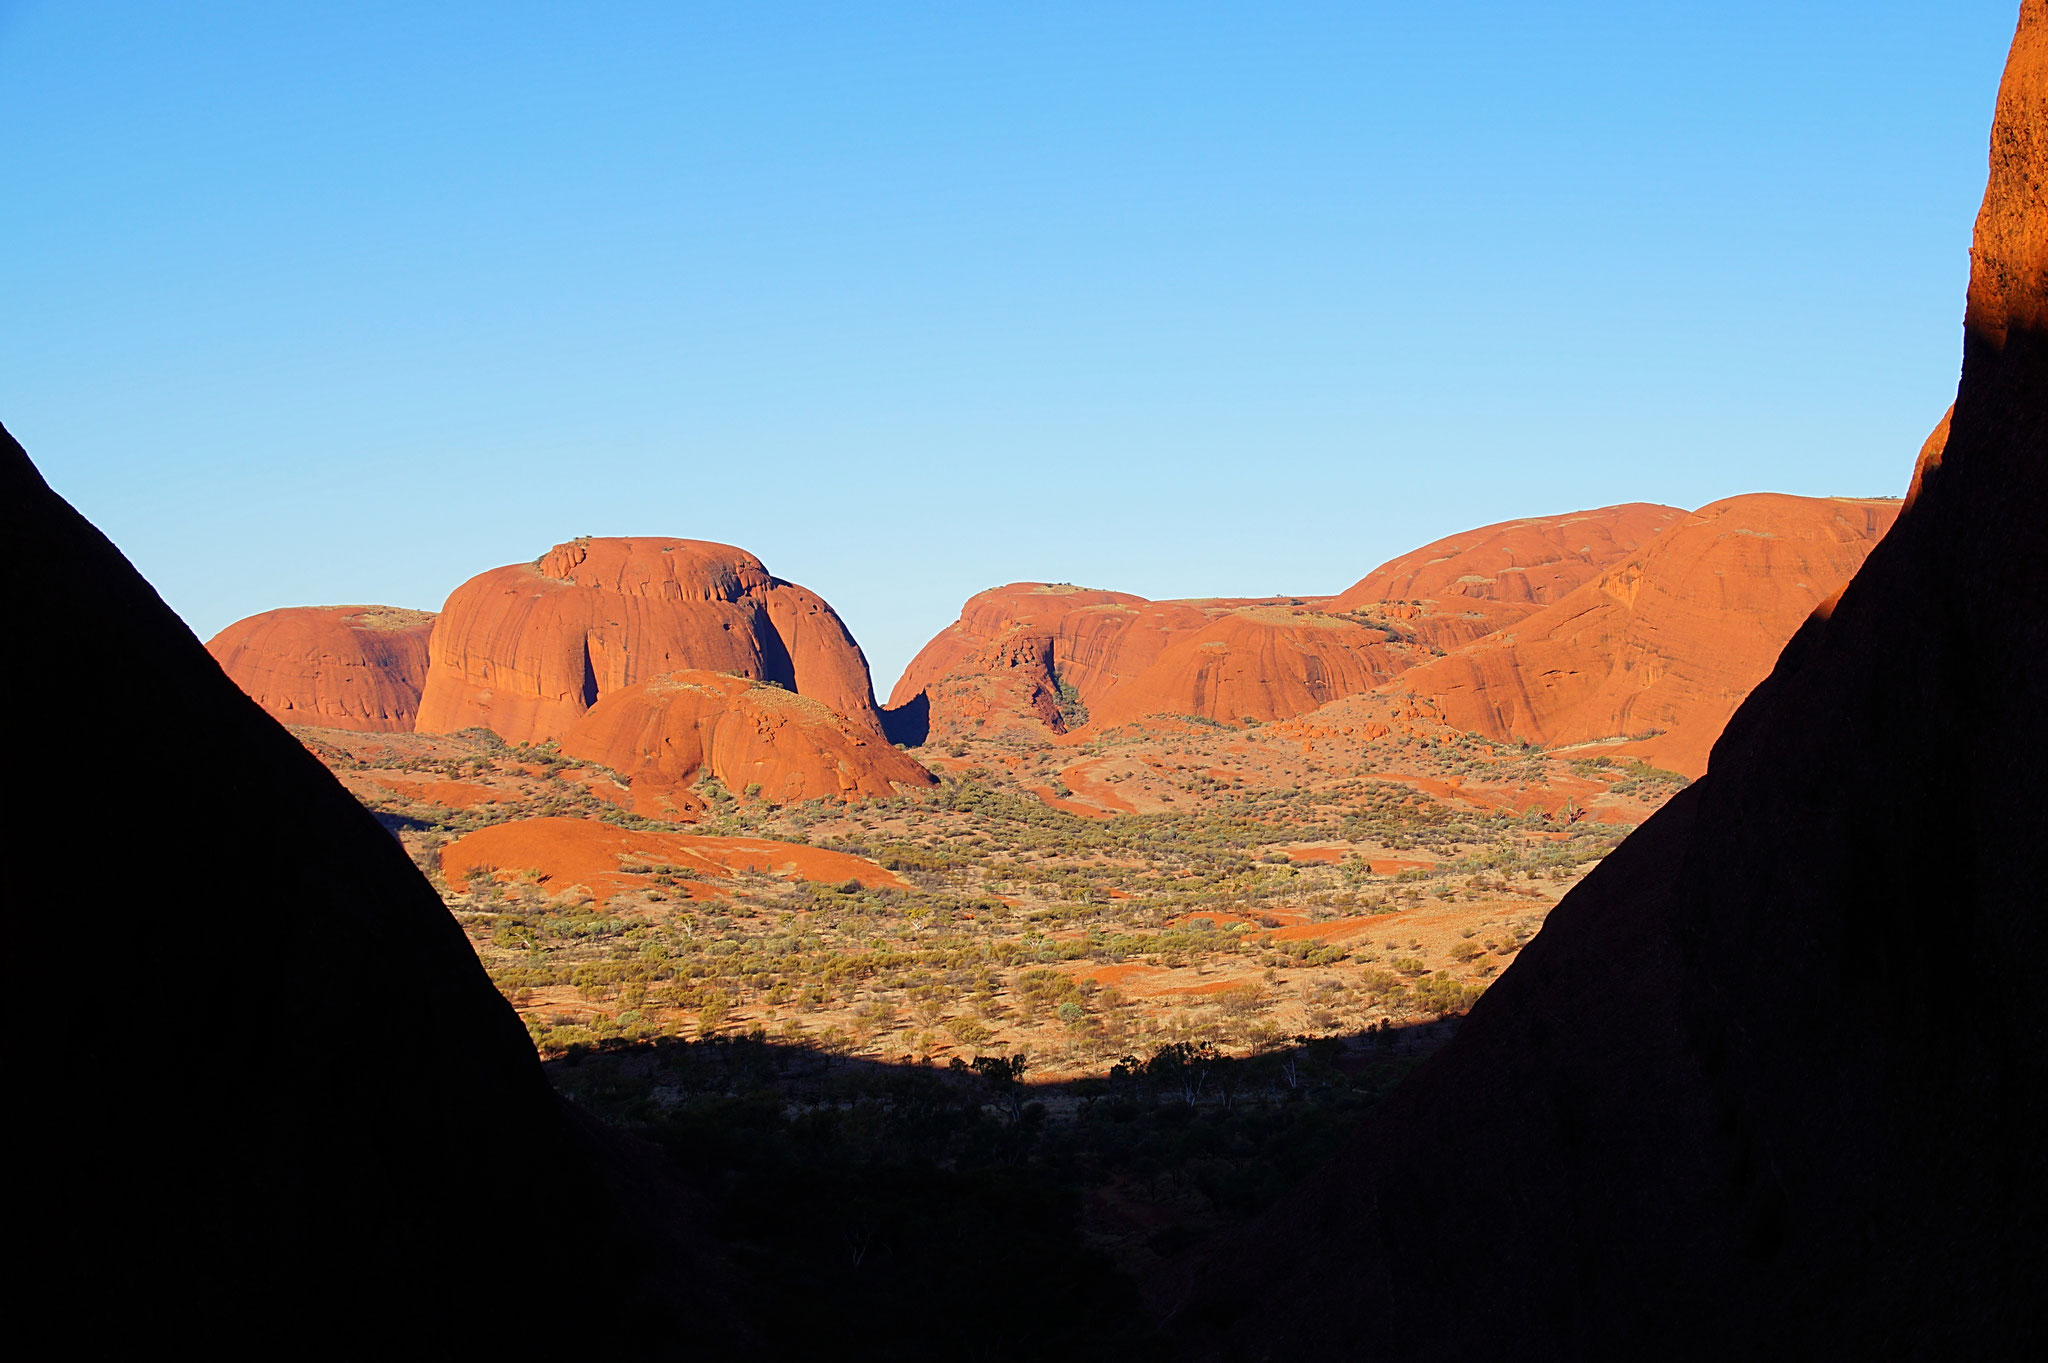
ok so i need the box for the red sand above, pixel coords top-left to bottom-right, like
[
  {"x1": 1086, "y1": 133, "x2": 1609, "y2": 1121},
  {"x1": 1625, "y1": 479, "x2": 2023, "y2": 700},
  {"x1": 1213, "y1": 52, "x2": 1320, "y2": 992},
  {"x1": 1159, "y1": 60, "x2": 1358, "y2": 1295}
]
[
  {"x1": 371, "y1": 775, "x2": 507, "y2": 810},
  {"x1": 1266, "y1": 916, "x2": 1384, "y2": 943},
  {"x1": 1057, "y1": 759, "x2": 1139, "y2": 814},
  {"x1": 441, "y1": 816, "x2": 906, "y2": 905},
  {"x1": 1026, "y1": 785, "x2": 1117, "y2": 819}
]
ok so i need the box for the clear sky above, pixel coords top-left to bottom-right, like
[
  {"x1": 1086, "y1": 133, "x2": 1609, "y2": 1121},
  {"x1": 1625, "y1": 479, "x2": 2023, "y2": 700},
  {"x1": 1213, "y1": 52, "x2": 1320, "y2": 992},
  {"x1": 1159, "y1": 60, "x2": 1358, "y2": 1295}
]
[{"x1": 0, "y1": 2, "x2": 2018, "y2": 690}]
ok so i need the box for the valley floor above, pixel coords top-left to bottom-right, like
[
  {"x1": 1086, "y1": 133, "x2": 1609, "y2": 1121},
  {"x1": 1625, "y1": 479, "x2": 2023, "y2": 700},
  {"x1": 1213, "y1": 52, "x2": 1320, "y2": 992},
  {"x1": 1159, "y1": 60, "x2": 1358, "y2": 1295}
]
[
  {"x1": 301, "y1": 701, "x2": 1686, "y2": 1078},
  {"x1": 288, "y1": 708, "x2": 1689, "y2": 1353}
]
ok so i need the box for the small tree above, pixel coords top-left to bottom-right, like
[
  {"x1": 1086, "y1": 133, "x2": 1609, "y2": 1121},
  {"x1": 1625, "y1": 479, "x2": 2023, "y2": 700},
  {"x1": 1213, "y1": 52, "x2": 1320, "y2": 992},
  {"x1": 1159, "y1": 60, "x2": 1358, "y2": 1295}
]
[{"x1": 966, "y1": 1052, "x2": 1029, "y2": 1123}]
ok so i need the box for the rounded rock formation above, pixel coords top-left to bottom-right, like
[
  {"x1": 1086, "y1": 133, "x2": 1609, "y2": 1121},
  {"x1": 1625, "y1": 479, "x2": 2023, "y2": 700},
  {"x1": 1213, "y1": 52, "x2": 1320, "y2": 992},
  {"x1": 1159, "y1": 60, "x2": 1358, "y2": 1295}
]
[
  {"x1": 888, "y1": 583, "x2": 1152, "y2": 738},
  {"x1": 892, "y1": 584, "x2": 1429, "y2": 736},
  {"x1": 1390, "y1": 493, "x2": 1902, "y2": 775},
  {"x1": 205, "y1": 605, "x2": 436, "y2": 732},
  {"x1": 1080, "y1": 604, "x2": 1410, "y2": 731},
  {"x1": 1330, "y1": 501, "x2": 1686, "y2": 649},
  {"x1": 559, "y1": 669, "x2": 935, "y2": 816},
  {"x1": 891, "y1": 506, "x2": 1686, "y2": 742},
  {"x1": 414, "y1": 536, "x2": 885, "y2": 744}
]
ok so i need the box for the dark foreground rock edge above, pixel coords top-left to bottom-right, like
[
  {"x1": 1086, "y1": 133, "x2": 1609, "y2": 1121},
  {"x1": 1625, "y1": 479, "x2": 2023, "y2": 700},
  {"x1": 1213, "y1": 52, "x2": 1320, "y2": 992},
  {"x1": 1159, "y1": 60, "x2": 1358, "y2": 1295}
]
[
  {"x1": 2, "y1": 432, "x2": 749, "y2": 1355},
  {"x1": 1151, "y1": 6, "x2": 2048, "y2": 1360}
]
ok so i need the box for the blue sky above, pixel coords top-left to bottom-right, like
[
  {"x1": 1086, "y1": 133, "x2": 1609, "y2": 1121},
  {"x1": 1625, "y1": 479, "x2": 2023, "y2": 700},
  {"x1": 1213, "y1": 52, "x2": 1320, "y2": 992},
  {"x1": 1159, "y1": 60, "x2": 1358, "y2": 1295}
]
[{"x1": 0, "y1": 2, "x2": 2017, "y2": 688}]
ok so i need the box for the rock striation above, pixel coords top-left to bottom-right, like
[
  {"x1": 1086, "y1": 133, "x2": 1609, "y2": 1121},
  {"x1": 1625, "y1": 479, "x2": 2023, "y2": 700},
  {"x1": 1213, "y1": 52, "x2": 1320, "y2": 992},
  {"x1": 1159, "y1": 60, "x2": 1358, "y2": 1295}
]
[
  {"x1": 5, "y1": 429, "x2": 743, "y2": 1351},
  {"x1": 1389, "y1": 493, "x2": 1901, "y2": 776},
  {"x1": 415, "y1": 535, "x2": 885, "y2": 744},
  {"x1": 1157, "y1": 9, "x2": 2048, "y2": 1356},
  {"x1": 560, "y1": 669, "x2": 935, "y2": 817},
  {"x1": 206, "y1": 604, "x2": 435, "y2": 732}
]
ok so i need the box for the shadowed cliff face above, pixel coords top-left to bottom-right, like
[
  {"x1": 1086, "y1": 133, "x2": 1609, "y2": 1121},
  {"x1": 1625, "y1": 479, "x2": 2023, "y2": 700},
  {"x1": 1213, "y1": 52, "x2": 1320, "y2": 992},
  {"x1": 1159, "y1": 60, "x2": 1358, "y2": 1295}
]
[
  {"x1": 4, "y1": 438, "x2": 743, "y2": 1352},
  {"x1": 1155, "y1": 7, "x2": 2048, "y2": 1358}
]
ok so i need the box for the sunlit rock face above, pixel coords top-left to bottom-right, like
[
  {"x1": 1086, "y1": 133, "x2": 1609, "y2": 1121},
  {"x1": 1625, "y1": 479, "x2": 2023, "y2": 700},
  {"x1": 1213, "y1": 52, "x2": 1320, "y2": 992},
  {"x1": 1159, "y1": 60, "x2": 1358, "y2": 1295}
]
[
  {"x1": 415, "y1": 535, "x2": 886, "y2": 744},
  {"x1": 207, "y1": 604, "x2": 435, "y2": 732},
  {"x1": 1390, "y1": 492, "x2": 1901, "y2": 777},
  {"x1": 559, "y1": 668, "x2": 935, "y2": 818}
]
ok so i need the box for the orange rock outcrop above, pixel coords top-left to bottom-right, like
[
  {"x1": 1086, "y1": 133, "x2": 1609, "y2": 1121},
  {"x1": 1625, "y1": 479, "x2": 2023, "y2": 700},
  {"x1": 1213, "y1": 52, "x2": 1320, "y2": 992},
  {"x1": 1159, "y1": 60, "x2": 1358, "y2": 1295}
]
[
  {"x1": 559, "y1": 669, "x2": 934, "y2": 815},
  {"x1": 890, "y1": 504, "x2": 1683, "y2": 738},
  {"x1": 205, "y1": 605, "x2": 436, "y2": 732},
  {"x1": 414, "y1": 536, "x2": 885, "y2": 744},
  {"x1": 1329, "y1": 501, "x2": 1686, "y2": 648},
  {"x1": 1904, "y1": 404, "x2": 1953, "y2": 510},
  {"x1": 892, "y1": 585, "x2": 1425, "y2": 736},
  {"x1": 1079, "y1": 604, "x2": 1411, "y2": 730},
  {"x1": 889, "y1": 583, "x2": 1149, "y2": 736},
  {"x1": 1389, "y1": 493, "x2": 1901, "y2": 775}
]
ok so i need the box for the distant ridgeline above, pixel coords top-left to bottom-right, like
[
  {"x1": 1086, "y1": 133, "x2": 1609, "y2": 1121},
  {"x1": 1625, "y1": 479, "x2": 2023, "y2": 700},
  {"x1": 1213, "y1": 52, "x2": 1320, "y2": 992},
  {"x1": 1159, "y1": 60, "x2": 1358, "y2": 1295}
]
[{"x1": 211, "y1": 487, "x2": 1908, "y2": 807}]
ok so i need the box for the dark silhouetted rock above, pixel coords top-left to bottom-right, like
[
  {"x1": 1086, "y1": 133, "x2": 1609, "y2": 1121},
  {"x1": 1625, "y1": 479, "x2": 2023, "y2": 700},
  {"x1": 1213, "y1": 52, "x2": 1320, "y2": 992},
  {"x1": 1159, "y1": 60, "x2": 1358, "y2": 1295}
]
[
  {"x1": 1154, "y1": 10, "x2": 2048, "y2": 1357},
  {"x1": 5, "y1": 432, "x2": 745, "y2": 1353}
]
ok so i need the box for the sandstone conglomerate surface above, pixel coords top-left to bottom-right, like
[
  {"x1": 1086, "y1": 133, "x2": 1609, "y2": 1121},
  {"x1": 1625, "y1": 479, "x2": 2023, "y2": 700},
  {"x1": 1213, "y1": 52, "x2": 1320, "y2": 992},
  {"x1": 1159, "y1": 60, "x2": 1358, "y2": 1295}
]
[
  {"x1": 415, "y1": 535, "x2": 885, "y2": 744},
  {"x1": 206, "y1": 604, "x2": 435, "y2": 732}
]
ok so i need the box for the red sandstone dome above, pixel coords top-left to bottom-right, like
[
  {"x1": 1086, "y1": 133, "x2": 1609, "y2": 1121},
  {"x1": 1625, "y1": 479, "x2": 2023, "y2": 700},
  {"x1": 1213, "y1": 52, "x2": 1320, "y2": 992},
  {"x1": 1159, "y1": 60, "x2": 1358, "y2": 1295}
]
[
  {"x1": 888, "y1": 583, "x2": 1153, "y2": 737},
  {"x1": 414, "y1": 536, "x2": 885, "y2": 744},
  {"x1": 892, "y1": 584, "x2": 1417, "y2": 736},
  {"x1": 1329, "y1": 501, "x2": 1686, "y2": 649},
  {"x1": 890, "y1": 583, "x2": 1146, "y2": 713},
  {"x1": 559, "y1": 669, "x2": 934, "y2": 816},
  {"x1": 206, "y1": 605, "x2": 436, "y2": 732},
  {"x1": 1079, "y1": 604, "x2": 1410, "y2": 730},
  {"x1": 1389, "y1": 492, "x2": 1902, "y2": 776},
  {"x1": 891, "y1": 504, "x2": 1683, "y2": 740}
]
